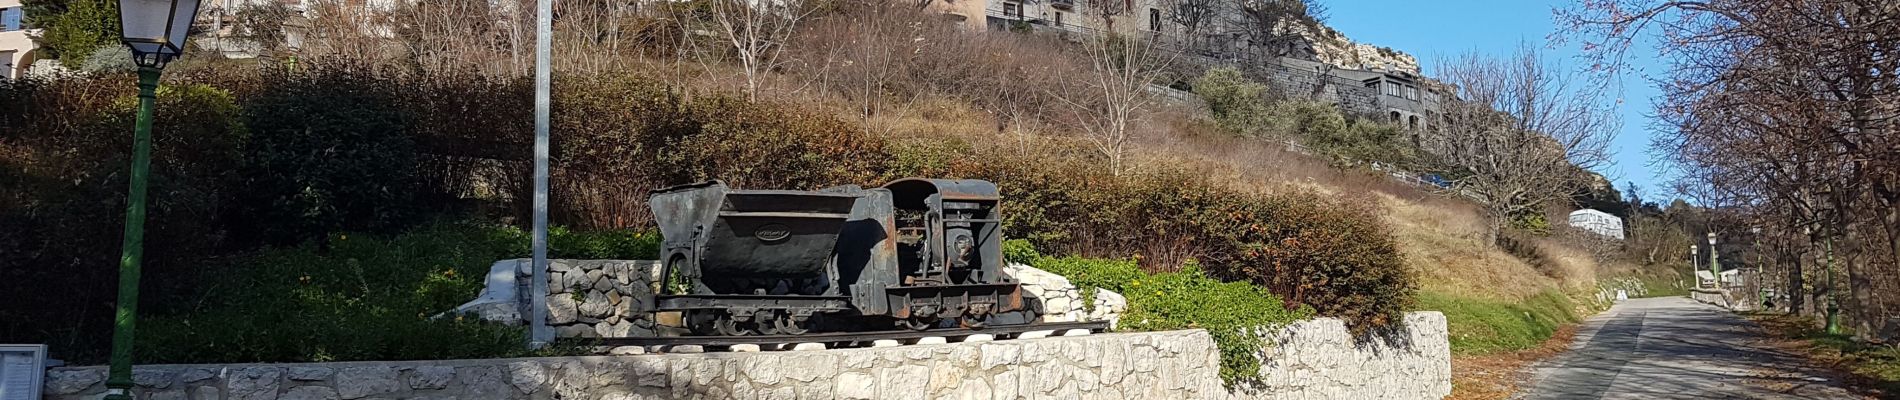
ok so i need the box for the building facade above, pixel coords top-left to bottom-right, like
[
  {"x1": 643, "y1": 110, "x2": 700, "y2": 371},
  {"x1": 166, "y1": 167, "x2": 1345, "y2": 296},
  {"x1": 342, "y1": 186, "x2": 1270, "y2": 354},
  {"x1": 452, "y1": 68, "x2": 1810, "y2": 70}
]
[
  {"x1": 1568, "y1": 209, "x2": 1626, "y2": 240},
  {"x1": 0, "y1": 0, "x2": 39, "y2": 79}
]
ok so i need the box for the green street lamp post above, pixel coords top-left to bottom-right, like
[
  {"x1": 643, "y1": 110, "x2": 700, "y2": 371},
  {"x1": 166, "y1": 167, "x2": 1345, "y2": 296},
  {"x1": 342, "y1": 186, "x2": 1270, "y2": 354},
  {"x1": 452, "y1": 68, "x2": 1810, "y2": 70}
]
[
  {"x1": 1708, "y1": 232, "x2": 1722, "y2": 287},
  {"x1": 106, "y1": 0, "x2": 200, "y2": 398}
]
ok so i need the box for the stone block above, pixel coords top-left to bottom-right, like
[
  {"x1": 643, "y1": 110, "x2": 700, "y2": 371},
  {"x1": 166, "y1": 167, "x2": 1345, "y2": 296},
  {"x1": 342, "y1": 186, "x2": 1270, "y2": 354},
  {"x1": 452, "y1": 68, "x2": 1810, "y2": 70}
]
[
  {"x1": 610, "y1": 346, "x2": 646, "y2": 355},
  {"x1": 278, "y1": 386, "x2": 339, "y2": 400},
  {"x1": 579, "y1": 291, "x2": 614, "y2": 319},
  {"x1": 406, "y1": 366, "x2": 455, "y2": 390},
  {"x1": 915, "y1": 337, "x2": 947, "y2": 345},
  {"x1": 149, "y1": 389, "x2": 188, "y2": 400},
  {"x1": 559, "y1": 270, "x2": 590, "y2": 294},
  {"x1": 227, "y1": 367, "x2": 284, "y2": 400},
  {"x1": 180, "y1": 369, "x2": 216, "y2": 384},
  {"x1": 44, "y1": 368, "x2": 104, "y2": 395},
  {"x1": 546, "y1": 294, "x2": 579, "y2": 324},
  {"x1": 664, "y1": 345, "x2": 704, "y2": 354},
  {"x1": 505, "y1": 361, "x2": 548, "y2": 394},
  {"x1": 834, "y1": 371, "x2": 872, "y2": 400},
  {"x1": 1062, "y1": 329, "x2": 1092, "y2": 336},
  {"x1": 335, "y1": 366, "x2": 401, "y2": 399},
  {"x1": 284, "y1": 367, "x2": 333, "y2": 382},
  {"x1": 731, "y1": 344, "x2": 762, "y2": 353},
  {"x1": 454, "y1": 366, "x2": 512, "y2": 400},
  {"x1": 134, "y1": 368, "x2": 176, "y2": 389},
  {"x1": 1017, "y1": 330, "x2": 1053, "y2": 339},
  {"x1": 189, "y1": 385, "x2": 220, "y2": 400}
]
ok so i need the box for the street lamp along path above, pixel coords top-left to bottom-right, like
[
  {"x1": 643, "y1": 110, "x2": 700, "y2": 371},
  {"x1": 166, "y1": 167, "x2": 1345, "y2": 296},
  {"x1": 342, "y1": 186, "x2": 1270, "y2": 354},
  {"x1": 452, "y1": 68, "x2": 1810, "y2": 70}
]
[{"x1": 106, "y1": 0, "x2": 200, "y2": 399}]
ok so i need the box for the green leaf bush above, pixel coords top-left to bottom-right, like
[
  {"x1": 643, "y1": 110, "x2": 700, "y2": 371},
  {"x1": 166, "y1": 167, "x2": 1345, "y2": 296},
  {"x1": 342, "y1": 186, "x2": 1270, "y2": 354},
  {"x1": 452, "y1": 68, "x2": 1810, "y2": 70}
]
[{"x1": 1013, "y1": 243, "x2": 1311, "y2": 384}]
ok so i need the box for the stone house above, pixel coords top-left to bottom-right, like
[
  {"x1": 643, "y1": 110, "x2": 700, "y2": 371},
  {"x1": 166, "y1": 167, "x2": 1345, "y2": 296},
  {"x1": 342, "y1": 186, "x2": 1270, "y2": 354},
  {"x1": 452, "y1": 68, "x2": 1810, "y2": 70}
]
[{"x1": 0, "y1": 0, "x2": 39, "y2": 79}]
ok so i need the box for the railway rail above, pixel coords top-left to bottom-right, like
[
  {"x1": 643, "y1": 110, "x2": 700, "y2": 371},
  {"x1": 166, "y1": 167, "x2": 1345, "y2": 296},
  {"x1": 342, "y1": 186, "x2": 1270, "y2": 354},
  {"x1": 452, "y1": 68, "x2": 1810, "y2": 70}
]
[{"x1": 574, "y1": 321, "x2": 1110, "y2": 349}]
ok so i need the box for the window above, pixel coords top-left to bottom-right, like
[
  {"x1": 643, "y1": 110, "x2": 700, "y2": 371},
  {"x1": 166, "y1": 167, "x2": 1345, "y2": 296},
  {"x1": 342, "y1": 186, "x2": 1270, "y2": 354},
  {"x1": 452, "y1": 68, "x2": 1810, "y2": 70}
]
[
  {"x1": 1, "y1": 8, "x2": 21, "y2": 32},
  {"x1": 1390, "y1": 111, "x2": 1401, "y2": 122},
  {"x1": 1149, "y1": 8, "x2": 1161, "y2": 31},
  {"x1": 1405, "y1": 85, "x2": 1418, "y2": 100},
  {"x1": 1054, "y1": 12, "x2": 1063, "y2": 26},
  {"x1": 1408, "y1": 115, "x2": 1419, "y2": 129},
  {"x1": 1384, "y1": 81, "x2": 1401, "y2": 97},
  {"x1": 1003, "y1": 2, "x2": 1020, "y2": 18}
]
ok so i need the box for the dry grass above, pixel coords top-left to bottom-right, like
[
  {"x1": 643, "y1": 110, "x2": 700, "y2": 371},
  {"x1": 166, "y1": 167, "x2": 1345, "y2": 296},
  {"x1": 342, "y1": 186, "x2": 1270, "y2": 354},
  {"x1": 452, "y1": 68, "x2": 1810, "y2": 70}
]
[
  {"x1": 862, "y1": 99, "x2": 1591, "y2": 306},
  {"x1": 1384, "y1": 194, "x2": 1560, "y2": 301},
  {"x1": 1447, "y1": 324, "x2": 1581, "y2": 400}
]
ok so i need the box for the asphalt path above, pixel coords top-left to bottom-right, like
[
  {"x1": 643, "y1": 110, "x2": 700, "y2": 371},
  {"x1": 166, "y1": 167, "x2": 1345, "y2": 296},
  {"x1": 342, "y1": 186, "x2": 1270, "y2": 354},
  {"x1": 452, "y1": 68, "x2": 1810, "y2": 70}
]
[{"x1": 1519, "y1": 296, "x2": 1862, "y2": 399}]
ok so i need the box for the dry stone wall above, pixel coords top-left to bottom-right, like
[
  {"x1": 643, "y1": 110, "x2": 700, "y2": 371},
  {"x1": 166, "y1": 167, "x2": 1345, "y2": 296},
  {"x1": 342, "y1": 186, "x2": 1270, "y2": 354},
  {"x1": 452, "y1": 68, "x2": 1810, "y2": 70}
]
[{"x1": 451, "y1": 259, "x2": 660, "y2": 338}]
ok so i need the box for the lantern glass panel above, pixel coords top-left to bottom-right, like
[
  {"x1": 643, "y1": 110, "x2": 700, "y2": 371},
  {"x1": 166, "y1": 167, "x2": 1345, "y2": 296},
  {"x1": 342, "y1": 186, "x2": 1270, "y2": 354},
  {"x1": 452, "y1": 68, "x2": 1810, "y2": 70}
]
[
  {"x1": 165, "y1": 0, "x2": 199, "y2": 51},
  {"x1": 119, "y1": 0, "x2": 200, "y2": 58},
  {"x1": 119, "y1": 0, "x2": 174, "y2": 45}
]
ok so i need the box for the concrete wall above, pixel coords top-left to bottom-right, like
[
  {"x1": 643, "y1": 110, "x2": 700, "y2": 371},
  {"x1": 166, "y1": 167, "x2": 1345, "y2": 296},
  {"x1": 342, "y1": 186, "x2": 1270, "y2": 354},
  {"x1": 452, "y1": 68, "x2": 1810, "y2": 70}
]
[{"x1": 42, "y1": 313, "x2": 1452, "y2": 400}]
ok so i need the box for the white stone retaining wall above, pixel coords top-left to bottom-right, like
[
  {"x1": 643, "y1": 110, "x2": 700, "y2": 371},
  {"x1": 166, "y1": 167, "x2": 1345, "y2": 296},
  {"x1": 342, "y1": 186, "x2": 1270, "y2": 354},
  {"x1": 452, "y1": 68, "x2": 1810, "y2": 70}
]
[
  {"x1": 41, "y1": 312, "x2": 1453, "y2": 400},
  {"x1": 1235, "y1": 312, "x2": 1452, "y2": 400},
  {"x1": 40, "y1": 330, "x2": 1225, "y2": 400}
]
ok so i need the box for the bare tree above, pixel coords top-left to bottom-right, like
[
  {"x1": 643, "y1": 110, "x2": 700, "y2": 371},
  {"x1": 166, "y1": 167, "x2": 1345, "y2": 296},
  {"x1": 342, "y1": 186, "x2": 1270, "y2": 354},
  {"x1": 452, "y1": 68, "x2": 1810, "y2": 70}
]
[
  {"x1": 1052, "y1": 33, "x2": 1174, "y2": 175},
  {"x1": 1560, "y1": 0, "x2": 1900, "y2": 330},
  {"x1": 1227, "y1": 0, "x2": 1314, "y2": 60},
  {"x1": 701, "y1": 0, "x2": 818, "y2": 100},
  {"x1": 1162, "y1": 0, "x2": 1221, "y2": 50},
  {"x1": 1432, "y1": 44, "x2": 1617, "y2": 237}
]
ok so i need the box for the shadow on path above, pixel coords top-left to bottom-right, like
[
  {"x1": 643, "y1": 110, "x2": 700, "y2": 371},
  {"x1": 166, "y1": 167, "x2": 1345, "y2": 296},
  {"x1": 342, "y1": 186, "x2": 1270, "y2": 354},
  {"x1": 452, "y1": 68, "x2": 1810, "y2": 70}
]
[{"x1": 1518, "y1": 297, "x2": 1860, "y2": 400}]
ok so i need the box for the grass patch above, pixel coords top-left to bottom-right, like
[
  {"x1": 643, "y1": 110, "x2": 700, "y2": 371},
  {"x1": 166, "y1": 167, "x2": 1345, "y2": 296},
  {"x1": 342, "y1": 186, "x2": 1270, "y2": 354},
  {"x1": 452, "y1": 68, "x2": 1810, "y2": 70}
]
[
  {"x1": 1418, "y1": 289, "x2": 1582, "y2": 355},
  {"x1": 1012, "y1": 241, "x2": 1312, "y2": 384},
  {"x1": 138, "y1": 221, "x2": 656, "y2": 363},
  {"x1": 1753, "y1": 313, "x2": 1900, "y2": 394}
]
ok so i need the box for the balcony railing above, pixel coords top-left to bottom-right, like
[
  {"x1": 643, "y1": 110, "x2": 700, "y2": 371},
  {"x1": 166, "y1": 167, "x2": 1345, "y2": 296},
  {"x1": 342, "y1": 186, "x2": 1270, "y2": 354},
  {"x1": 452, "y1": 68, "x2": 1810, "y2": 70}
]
[{"x1": 1049, "y1": 0, "x2": 1074, "y2": 10}]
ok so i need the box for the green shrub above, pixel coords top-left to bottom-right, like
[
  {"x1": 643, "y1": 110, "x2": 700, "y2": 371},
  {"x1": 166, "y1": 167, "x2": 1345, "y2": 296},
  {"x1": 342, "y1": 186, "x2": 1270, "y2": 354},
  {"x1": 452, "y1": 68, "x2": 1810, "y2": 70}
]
[
  {"x1": 0, "y1": 77, "x2": 247, "y2": 361},
  {"x1": 1030, "y1": 255, "x2": 1310, "y2": 384},
  {"x1": 548, "y1": 227, "x2": 661, "y2": 259},
  {"x1": 1416, "y1": 289, "x2": 1580, "y2": 354},
  {"x1": 138, "y1": 222, "x2": 535, "y2": 363},
  {"x1": 1272, "y1": 100, "x2": 1416, "y2": 167},
  {"x1": 1193, "y1": 67, "x2": 1274, "y2": 136},
  {"x1": 234, "y1": 71, "x2": 427, "y2": 245},
  {"x1": 137, "y1": 222, "x2": 649, "y2": 363}
]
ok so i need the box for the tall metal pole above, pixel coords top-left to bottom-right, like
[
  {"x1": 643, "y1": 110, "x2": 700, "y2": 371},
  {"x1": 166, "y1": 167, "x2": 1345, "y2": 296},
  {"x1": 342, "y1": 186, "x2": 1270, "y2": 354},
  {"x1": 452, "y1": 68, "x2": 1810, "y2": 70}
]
[
  {"x1": 104, "y1": 66, "x2": 161, "y2": 400},
  {"x1": 529, "y1": 0, "x2": 554, "y2": 347}
]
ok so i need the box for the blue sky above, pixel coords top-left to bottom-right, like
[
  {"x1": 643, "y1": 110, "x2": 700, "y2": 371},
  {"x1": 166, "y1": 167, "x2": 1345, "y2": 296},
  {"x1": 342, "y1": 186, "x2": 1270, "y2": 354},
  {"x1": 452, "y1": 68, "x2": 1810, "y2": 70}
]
[{"x1": 1320, "y1": 0, "x2": 1674, "y2": 201}]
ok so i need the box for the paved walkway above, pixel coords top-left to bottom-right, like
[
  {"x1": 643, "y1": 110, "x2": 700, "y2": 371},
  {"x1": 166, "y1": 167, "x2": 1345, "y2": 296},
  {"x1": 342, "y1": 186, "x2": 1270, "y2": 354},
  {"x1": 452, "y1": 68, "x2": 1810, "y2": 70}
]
[{"x1": 1519, "y1": 296, "x2": 1861, "y2": 400}]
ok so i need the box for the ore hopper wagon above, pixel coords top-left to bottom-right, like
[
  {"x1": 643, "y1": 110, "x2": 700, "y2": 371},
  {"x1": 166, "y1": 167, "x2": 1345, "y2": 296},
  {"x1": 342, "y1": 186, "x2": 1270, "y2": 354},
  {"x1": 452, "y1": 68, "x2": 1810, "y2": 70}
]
[{"x1": 649, "y1": 178, "x2": 1030, "y2": 336}]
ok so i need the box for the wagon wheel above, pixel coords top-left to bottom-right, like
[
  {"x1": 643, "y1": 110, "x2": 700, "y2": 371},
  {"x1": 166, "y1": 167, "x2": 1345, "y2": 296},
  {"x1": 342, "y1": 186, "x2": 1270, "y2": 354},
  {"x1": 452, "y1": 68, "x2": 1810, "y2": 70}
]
[
  {"x1": 957, "y1": 313, "x2": 989, "y2": 329},
  {"x1": 776, "y1": 314, "x2": 814, "y2": 335},
  {"x1": 715, "y1": 318, "x2": 754, "y2": 336},
  {"x1": 900, "y1": 317, "x2": 938, "y2": 331}
]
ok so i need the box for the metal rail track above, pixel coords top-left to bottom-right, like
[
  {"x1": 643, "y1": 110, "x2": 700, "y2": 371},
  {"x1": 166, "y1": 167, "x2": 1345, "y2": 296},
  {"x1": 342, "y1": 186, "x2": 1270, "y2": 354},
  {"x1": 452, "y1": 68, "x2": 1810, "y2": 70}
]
[{"x1": 574, "y1": 321, "x2": 1109, "y2": 348}]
